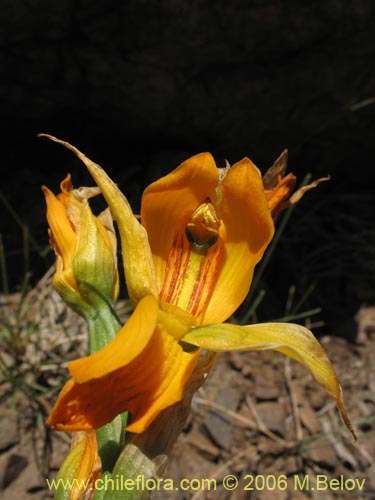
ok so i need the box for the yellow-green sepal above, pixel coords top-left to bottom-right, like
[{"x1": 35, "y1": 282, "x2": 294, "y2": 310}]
[
  {"x1": 73, "y1": 202, "x2": 118, "y2": 310},
  {"x1": 182, "y1": 321, "x2": 356, "y2": 439}
]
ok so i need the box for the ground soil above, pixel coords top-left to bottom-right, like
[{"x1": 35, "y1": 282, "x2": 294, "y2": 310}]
[{"x1": 0, "y1": 274, "x2": 374, "y2": 500}]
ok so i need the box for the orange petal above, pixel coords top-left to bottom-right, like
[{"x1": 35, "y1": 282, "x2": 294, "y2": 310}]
[
  {"x1": 265, "y1": 173, "x2": 296, "y2": 218},
  {"x1": 141, "y1": 153, "x2": 219, "y2": 293},
  {"x1": 69, "y1": 295, "x2": 159, "y2": 382},
  {"x1": 57, "y1": 173, "x2": 74, "y2": 208},
  {"x1": 46, "y1": 296, "x2": 200, "y2": 433},
  {"x1": 42, "y1": 185, "x2": 76, "y2": 270},
  {"x1": 203, "y1": 158, "x2": 275, "y2": 323},
  {"x1": 125, "y1": 326, "x2": 200, "y2": 433}
]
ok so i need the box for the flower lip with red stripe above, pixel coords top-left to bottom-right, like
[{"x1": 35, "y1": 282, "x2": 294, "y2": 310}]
[{"x1": 141, "y1": 152, "x2": 274, "y2": 325}]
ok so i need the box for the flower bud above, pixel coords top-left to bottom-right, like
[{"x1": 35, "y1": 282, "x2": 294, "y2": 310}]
[{"x1": 42, "y1": 174, "x2": 119, "y2": 315}]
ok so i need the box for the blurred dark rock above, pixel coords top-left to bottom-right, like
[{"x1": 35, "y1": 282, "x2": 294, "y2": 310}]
[
  {"x1": 254, "y1": 365, "x2": 281, "y2": 400},
  {"x1": 0, "y1": 453, "x2": 28, "y2": 490},
  {"x1": 255, "y1": 401, "x2": 287, "y2": 436}
]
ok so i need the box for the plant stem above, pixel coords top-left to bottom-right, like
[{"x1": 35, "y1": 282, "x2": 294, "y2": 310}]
[{"x1": 86, "y1": 303, "x2": 127, "y2": 472}]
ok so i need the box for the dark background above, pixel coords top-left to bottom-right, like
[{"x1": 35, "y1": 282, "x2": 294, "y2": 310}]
[{"x1": 1, "y1": 0, "x2": 374, "y2": 336}]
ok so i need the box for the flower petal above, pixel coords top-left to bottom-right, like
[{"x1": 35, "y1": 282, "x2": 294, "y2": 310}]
[
  {"x1": 203, "y1": 158, "x2": 275, "y2": 324},
  {"x1": 132, "y1": 350, "x2": 217, "y2": 456},
  {"x1": 183, "y1": 322, "x2": 355, "y2": 439},
  {"x1": 42, "y1": 184, "x2": 78, "y2": 297},
  {"x1": 125, "y1": 327, "x2": 200, "y2": 433},
  {"x1": 141, "y1": 153, "x2": 219, "y2": 293},
  {"x1": 46, "y1": 295, "x2": 200, "y2": 433},
  {"x1": 39, "y1": 134, "x2": 158, "y2": 305},
  {"x1": 42, "y1": 185, "x2": 76, "y2": 270},
  {"x1": 69, "y1": 295, "x2": 159, "y2": 382}
]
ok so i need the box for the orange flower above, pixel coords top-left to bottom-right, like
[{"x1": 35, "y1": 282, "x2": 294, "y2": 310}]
[
  {"x1": 141, "y1": 152, "x2": 274, "y2": 325},
  {"x1": 41, "y1": 135, "x2": 354, "y2": 439}
]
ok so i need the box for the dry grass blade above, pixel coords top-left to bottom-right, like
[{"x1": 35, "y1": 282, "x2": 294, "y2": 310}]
[
  {"x1": 284, "y1": 356, "x2": 303, "y2": 441},
  {"x1": 321, "y1": 418, "x2": 358, "y2": 469},
  {"x1": 194, "y1": 396, "x2": 257, "y2": 431}
]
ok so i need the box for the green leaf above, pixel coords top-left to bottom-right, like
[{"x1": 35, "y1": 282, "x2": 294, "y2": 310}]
[
  {"x1": 96, "y1": 414, "x2": 125, "y2": 473},
  {"x1": 93, "y1": 472, "x2": 112, "y2": 500},
  {"x1": 103, "y1": 444, "x2": 157, "y2": 500}
]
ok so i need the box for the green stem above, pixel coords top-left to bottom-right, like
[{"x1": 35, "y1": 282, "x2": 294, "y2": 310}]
[
  {"x1": 270, "y1": 307, "x2": 321, "y2": 323},
  {"x1": 86, "y1": 302, "x2": 127, "y2": 472},
  {"x1": 86, "y1": 301, "x2": 122, "y2": 353},
  {"x1": 291, "y1": 282, "x2": 316, "y2": 315},
  {"x1": 241, "y1": 289, "x2": 266, "y2": 325}
]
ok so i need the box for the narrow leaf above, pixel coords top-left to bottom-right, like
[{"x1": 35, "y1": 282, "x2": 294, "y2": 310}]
[{"x1": 183, "y1": 322, "x2": 355, "y2": 439}]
